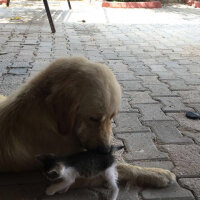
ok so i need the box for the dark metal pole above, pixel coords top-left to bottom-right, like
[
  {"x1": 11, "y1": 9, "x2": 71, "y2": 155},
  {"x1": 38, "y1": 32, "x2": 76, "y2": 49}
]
[
  {"x1": 43, "y1": 0, "x2": 56, "y2": 33},
  {"x1": 7, "y1": 0, "x2": 10, "y2": 7},
  {"x1": 67, "y1": 0, "x2": 71, "y2": 10}
]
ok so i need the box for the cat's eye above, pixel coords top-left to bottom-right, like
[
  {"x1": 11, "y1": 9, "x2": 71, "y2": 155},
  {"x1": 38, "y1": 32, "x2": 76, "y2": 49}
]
[{"x1": 90, "y1": 117, "x2": 101, "y2": 122}]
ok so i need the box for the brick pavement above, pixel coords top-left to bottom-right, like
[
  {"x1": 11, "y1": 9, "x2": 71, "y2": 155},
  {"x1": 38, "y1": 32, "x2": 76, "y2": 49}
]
[{"x1": 0, "y1": 1, "x2": 200, "y2": 199}]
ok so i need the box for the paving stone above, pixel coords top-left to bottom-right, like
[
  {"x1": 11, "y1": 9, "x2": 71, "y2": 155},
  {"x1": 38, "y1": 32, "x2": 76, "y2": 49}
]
[
  {"x1": 94, "y1": 187, "x2": 140, "y2": 200},
  {"x1": 132, "y1": 160, "x2": 174, "y2": 171},
  {"x1": 2, "y1": 46, "x2": 20, "y2": 53},
  {"x1": 0, "y1": 171, "x2": 44, "y2": 186},
  {"x1": 118, "y1": 187, "x2": 140, "y2": 200},
  {"x1": 0, "y1": 83, "x2": 21, "y2": 96},
  {"x1": 178, "y1": 91, "x2": 200, "y2": 104},
  {"x1": 120, "y1": 81, "x2": 147, "y2": 91},
  {"x1": 113, "y1": 113, "x2": 150, "y2": 133},
  {"x1": 15, "y1": 56, "x2": 34, "y2": 63},
  {"x1": 167, "y1": 113, "x2": 200, "y2": 132},
  {"x1": 18, "y1": 51, "x2": 35, "y2": 57},
  {"x1": 163, "y1": 80, "x2": 195, "y2": 91},
  {"x1": 139, "y1": 76, "x2": 160, "y2": 85},
  {"x1": 102, "y1": 53, "x2": 120, "y2": 60},
  {"x1": 117, "y1": 52, "x2": 134, "y2": 57},
  {"x1": 188, "y1": 64, "x2": 200, "y2": 73},
  {"x1": 189, "y1": 103, "x2": 200, "y2": 113},
  {"x1": 127, "y1": 91, "x2": 157, "y2": 104},
  {"x1": 156, "y1": 71, "x2": 177, "y2": 80},
  {"x1": 144, "y1": 121, "x2": 193, "y2": 144},
  {"x1": 32, "y1": 61, "x2": 51, "y2": 71},
  {"x1": 42, "y1": 189, "x2": 99, "y2": 200},
  {"x1": 182, "y1": 131, "x2": 200, "y2": 145},
  {"x1": 145, "y1": 84, "x2": 178, "y2": 97},
  {"x1": 122, "y1": 57, "x2": 140, "y2": 64},
  {"x1": 117, "y1": 132, "x2": 168, "y2": 161},
  {"x1": 12, "y1": 62, "x2": 32, "y2": 68},
  {"x1": 0, "y1": 53, "x2": 16, "y2": 62},
  {"x1": 179, "y1": 75, "x2": 200, "y2": 85},
  {"x1": 142, "y1": 59, "x2": 158, "y2": 65},
  {"x1": 39, "y1": 42, "x2": 52, "y2": 47},
  {"x1": 120, "y1": 98, "x2": 139, "y2": 113},
  {"x1": 0, "y1": 183, "x2": 46, "y2": 200},
  {"x1": 149, "y1": 65, "x2": 167, "y2": 72},
  {"x1": 109, "y1": 64, "x2": 130, "y2": 73},
  {"x1": 0, "y1": 74, "x2": 25, "y2": 95},
  {"x1": 6, "y1": 41, "x2": 21, "y2": 47},
  {"x1": 0, "y1": 61, "x2": 9, "y2": 76},
  {"x1": 162, "y1": 144, "x2": 200, "y2": 177},
  {"x1": 115, "y1": 72, "x2": 140, "y2": 81},
  {"x1": 8, "y1": 68, "x2": 28, "y2": 75},
  {"x1": 154, "y1": 97, "x2": 194, "y2": 113},
  {"x1": 142, "y1": 181, "x2": 194, "y2": 200},
  {"x1": 133, "y1": 68, "x2": 154, "y2": 76},
  {"x1": 2, "y1": 74, "x2": 25, "y2": 85},
  {"x1": 135, "y1": 104, "x2": 173, "y2": 121},
  {"x1": 170, "y1": 67, "x2": 189, "y2": 75},
  {"x1": 162, "y1": 61, "x2": 181, "y2": 69},
  {"x1": 179, "y1": 178, "x2": 200, "y2": 199}
]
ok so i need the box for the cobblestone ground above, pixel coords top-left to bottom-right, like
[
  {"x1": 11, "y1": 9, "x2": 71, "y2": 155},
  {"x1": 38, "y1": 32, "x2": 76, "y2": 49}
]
[{"x1": 0, "y1": 1, "x2": 200, "y2": 199}]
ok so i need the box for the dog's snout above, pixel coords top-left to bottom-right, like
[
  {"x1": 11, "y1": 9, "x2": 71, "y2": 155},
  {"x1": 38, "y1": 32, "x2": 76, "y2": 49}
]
[{"x1": 97, "y1": 145, "x2": 111, "y2": 153}]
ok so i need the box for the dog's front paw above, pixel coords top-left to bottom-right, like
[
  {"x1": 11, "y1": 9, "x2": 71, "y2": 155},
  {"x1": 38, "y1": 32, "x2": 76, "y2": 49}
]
[
  {"x1": 45, "y1": 187, "x2": 56, "y2": 196},
  {"x1": 151, "y1": 168, "x2": 176, "y2": 188}
]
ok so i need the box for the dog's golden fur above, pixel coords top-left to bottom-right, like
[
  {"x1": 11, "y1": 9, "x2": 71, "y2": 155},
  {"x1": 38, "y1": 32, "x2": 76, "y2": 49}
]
[{"x1": 0, "y1": 57, "x2": 175, "y2": 187}]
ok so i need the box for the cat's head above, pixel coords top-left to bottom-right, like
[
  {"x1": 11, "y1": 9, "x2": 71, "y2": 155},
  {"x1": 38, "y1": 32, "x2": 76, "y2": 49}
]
[{"x1": 36, "y1": 154, "x2": 60, "y2": 180}]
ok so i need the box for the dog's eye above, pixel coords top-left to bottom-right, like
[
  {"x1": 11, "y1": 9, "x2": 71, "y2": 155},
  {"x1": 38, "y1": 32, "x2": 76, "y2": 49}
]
[{"x1": 90, "y1": 117, "x2": 101, "y2": 122}]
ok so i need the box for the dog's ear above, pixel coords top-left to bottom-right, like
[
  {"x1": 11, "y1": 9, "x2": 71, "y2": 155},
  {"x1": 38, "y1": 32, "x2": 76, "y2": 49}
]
[{"x1": 46, "y1": 81, "x2": 80, "y2": 136}]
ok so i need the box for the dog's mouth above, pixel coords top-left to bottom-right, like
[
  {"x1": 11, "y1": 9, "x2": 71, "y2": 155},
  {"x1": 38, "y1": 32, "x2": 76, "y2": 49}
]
[{"x1": 83, "y1": 144, "x2": 111, "y2": 153}]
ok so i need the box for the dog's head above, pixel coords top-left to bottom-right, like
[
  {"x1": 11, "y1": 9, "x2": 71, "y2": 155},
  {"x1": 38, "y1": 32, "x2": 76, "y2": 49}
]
[{"x1": 46, "y1": 57, "x2": 121, "y2": 152}]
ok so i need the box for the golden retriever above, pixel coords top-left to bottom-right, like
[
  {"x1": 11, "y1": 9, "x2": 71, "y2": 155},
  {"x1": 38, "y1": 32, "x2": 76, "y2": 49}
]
[{"x1": 0, "y1": 56, "x2": 175, "y2": 188}]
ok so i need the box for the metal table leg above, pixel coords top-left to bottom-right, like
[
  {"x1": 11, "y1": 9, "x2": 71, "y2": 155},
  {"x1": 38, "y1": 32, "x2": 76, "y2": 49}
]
[
  {"x1": 7, "y1": 0, "x2": 10, "y2": 7},
  {"x1": 43, "y1": 0, "x2": 56, "y2": 33},
  {"x1": 67, "y1": 0, "x2": 71, "y2": 9}
]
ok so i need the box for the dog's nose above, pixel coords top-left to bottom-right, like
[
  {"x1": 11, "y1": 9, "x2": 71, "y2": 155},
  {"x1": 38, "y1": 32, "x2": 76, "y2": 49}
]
[{"x1": 97, "y1": 145, "x2": 111, "y2": 153}]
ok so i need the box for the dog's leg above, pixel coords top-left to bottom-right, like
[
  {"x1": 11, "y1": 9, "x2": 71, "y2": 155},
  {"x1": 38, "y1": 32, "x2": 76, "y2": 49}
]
[
  {"x1": 104, "y1": 164, "x2": 119, "y2": 200},
  {"x1": 117, "y1": 163, "x2": 176, "y2": 188}
]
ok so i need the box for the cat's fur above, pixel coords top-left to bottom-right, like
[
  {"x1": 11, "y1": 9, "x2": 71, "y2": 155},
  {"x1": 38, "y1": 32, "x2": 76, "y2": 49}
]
[{"x1": 37, "y1": 145, "x2": 124, "y2": 200}]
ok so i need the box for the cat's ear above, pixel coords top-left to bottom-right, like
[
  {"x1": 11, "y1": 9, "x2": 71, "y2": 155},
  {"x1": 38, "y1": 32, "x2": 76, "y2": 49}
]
[{"x1": 36, "y1": 154, "x2": 55, "y2": 163}]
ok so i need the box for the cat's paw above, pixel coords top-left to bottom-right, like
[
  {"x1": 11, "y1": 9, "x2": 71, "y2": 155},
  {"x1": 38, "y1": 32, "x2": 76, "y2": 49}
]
[{"x1": 45, "y1": 187, "x2": 56, "y2": 196}]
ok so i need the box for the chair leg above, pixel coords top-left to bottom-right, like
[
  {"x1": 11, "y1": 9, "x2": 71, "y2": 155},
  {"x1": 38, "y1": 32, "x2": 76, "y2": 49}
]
[
  {"x1": 7, "y1": 0, "x2": 10, "y2": 7},
  {"x1": 43, "y1": 0, "x2": 56, "y2": 33},
  {"x1": 67, "y1": 0, "x2": 71, "y2": 9}
]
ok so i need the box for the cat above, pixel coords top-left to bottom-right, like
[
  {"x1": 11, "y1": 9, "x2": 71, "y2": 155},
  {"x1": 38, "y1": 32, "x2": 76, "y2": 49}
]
[{"x1": 36, "y1": 145, "x2": 124, "y2": 200}]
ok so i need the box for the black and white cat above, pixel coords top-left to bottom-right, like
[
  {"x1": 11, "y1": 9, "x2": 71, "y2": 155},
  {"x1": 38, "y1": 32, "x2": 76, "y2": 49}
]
[{"x1": 37, "y1": 145, "x2": 124, "y2": 200}]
